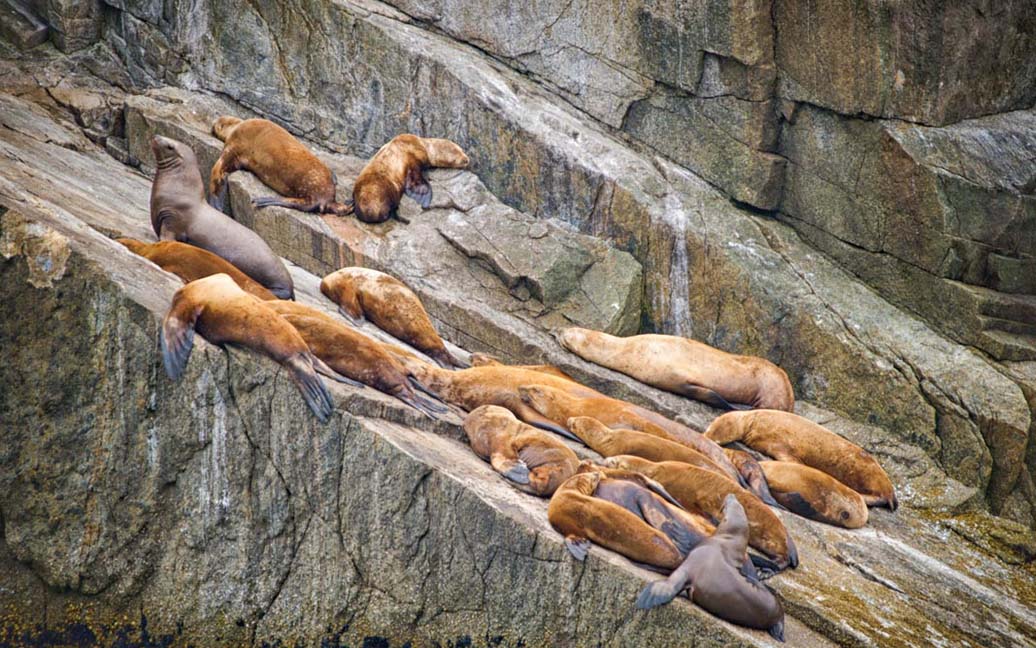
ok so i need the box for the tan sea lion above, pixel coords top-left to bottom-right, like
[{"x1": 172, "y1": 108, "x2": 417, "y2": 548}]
[
  {"x1": 320, "y1": 267, "x2": 461, "y2": 368},
  {"x1": 266, "y1": 300, "x2": 447, "y2": 418},
  {"x1": 149, "y1": 135, "x2": 294, "y2": 300},
  {"x1": 547, "y1": 471, "x2": 705, "y2": 569},
  {"x1": 463, "y1": 405, "x2": 579, "y2": 496},
  {"x1": 637, "y1": 494, "x2": 786, "y2": 642},
  {"x1": 161, "y1": 274, "x2": 333, "y2": 421},
  {"x1": 469, "y1": 353, "x2": 578, "y2": 381},
  {"x1": 116, "y1": 238, "x2": 277, "y2": 300},
  {"x1": 759, "y1": 461, "x2": 868, "y2": 528},
  {"x1": 603, "y1": 455, "x2": 798, "y2": 570},
  {"x1": 558, "y1": 327, "x2": 794, "y2": 411},
  {"x1": 705, "y1": 410, "x2": 897, "y2": 509},
  {"x1": 351, "y1": 134, "x2": 469, "y2": 223}
]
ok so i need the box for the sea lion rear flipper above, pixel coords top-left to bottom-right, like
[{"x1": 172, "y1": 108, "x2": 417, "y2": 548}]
[
  {"x1": 404, "y1": 166, "x2": 432, "y2": 209},
  {"x1": 678, "y1": 382, "x2": 749, "y2": 411},
  {"x1": 406, "y1": 392, "x2": 449, "y2": 418},
  {"x1": 748, "y1": 554, "x2": 779, "y2": 580},
  {"x1": 252, "y1": 196, "x2": 322, "y2": 213},
  {"x1": 521, "y1": 407, "x2": 582, "y2": 443},
  {"x1": 491, "y1": 453, "x2": 531, "y2": 485},
  {"x1": 311, "y1": 356, "x2": 367, "y2": 389},
  {"x1": 564, "y1": 535, "x2": 591, "y2": 561},
  {"x1": 285, "y1": 353, "x2": 336, "y2": 423},
  {"x1": 337, "y1": 306, "x2": 365, "y2": 325},
  {"x1": 160, "y1": 300, "x2": 203, "y2": 380},
  {"x1": 635, "y1": 577, "x2": 692, "y2": 610},
  {"x1": 740, "y1": 556, "x2": 761, "y2": 583},
  {"x1": 407, "y1": 376, "x2": 446, "y2": 402},
  {"x1": 769, "y1": 620, "x2": 786, "y2": 643}
]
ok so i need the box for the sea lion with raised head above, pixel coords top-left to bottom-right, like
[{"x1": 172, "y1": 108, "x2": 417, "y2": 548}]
[
  {"x1": 558, "y1": 327, "x2": 794, "y2": 411},
  {"x1": 637, "y1": 494, "x2": 786, "y2": 642},
  {"x1": 160, "y1": 274, "x2": 333, "y2": 421},
  {"x1": 209, "y1": 116, "x2": 352, "y2": 216},
  {"x1": 705, "y1": 410, "x2": 897, "y2": 509},
  {"x1": 320, "y1": 267, "x2": 461, "y2": 368},
  {"x1": 149, "y1": 135, "x2": 294, "y2": 299},
  {"x1": 351, "y1": 134, "x2": 470, "y2": 223},
  {"x1": 116, "y1": 238, "x2": 277, "y2": 300},
  {"x1": 759, "y1": 461, "x2": 868, "y2": 528},
  {"x1": 603, "y1": 455, "x2": 798, "y2": 570},
  {"x1": 463, "y1": 405, "x2": 579, "y2": 496},
  {"x1": 266, "y1": 300, "x2": 447, "y2": 418}
]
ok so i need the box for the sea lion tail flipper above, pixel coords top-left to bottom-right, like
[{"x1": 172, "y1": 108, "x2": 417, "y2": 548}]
[
  {"x1": 679, "y1": 383, "x2": 749, "y2": 411},
  {"x1": 527, "y1": 417, "x2": 582, "y2": 444},
  {"x1": 635, "y1": 577, "x2": 690, "y2": 610},
  {"x1": 405, "y1": 392, "x2": 450, "y2": 418},
  {"x1": 312, "y1": 356, "x2": 367, "y2": 389},
  {"x1": 769, "y1": 620, "x2": 786, "y2": 643},
  {"x1": 252, "y1": 196, "x2": 321, "y2": 213},
  {"x1": 404, "y1": 166, "x2": 433, "y2": 209},
  {"x1": 491, "y1": 453, "x2": 531, "y2": 485},
  {"x1": 160, "y1": 301, "x2": 202, "y2": 380},
  {"x1": 285, "y1": 354, "x2": 336, "y2": 423},
  {"x1": 327, "y1": 201, "x2": 354, "y2": 217},
  {"x1": 564, "y1": 535, "x2": 591, "y2": 562},
  {"x1": 338, "y1": 306, "x2": 365, "y2": 325},
  {"x1": 407, "y1": 376, "x2": 446, "y2": 402}
]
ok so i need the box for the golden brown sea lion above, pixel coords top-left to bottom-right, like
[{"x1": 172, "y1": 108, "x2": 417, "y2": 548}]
[
  {"x1": 705, "y1": 410, "x2": 897, "y2": 509},
  {"x1": 603, "y1": 455, "x2": 798, "y2": 570},
  {"x1": 149, "y1": 135, "x2": 294, "y2": 299},
  {"x1": 547, "y1": 471, "x2": 705, "y2": 569},
  {"x1": 320, "y1": 267, "x2": 461, "y2": 368},
  {"x1": 637, "y1": 494, "x2": 786, "y2": 642},
  {"x1": 265, "y1": 300, "x2": 447, "y2": 418},
  {"x1": 116, "y1": 238, "x2": 277, "y2": 300},
  {"x1": 558, "y1": 327, "x2": 794, "y2": 411},
  {"x1": 463, "y1": 405, "x2": 579, "y2": 496},
  {"x1": 759, "y1": 461, "x2": 868, "y2": 528},
  {"x1": 160, "y1": 274, "x2": 332, "y2": 421},
  {"x1": 469, "y1": 353, "x2": 578, "y2": 381},
  {"x1": 351, "y1": 134, "x2": 470, "y2": 223},
  {"x1": 209, "y1": 116, "x2": 351, "y2": 216}
]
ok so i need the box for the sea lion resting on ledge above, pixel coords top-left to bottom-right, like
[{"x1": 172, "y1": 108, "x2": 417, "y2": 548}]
[
  {"x1": 149, "y1": 135, "x2": 294, "y2": 300},
  {"x1": 160, "y1": 274, "x2": 333, "y2": 421},
  {"x1": 558, "y1": 327, "x2": 794, "y2": 411},
  {"x1": 759, "y1": 461, "x2": 868, "y2": 528},
  {"x1": 210, "y1": 116, "x2": 351, "y2": 216},
  {"x1": 350, "y1": 134, "x2": 469, "y2": 223}
]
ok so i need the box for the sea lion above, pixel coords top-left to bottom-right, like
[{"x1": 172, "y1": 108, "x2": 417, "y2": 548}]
[
  {"x1": 547, "y1": 471, "x2": 705, "y2": 569},
  {"x1": 116, "y1": 238, "x2": 277, "y2": 300},
  {"x1": 320, "y1": 267, "x2": 461, "y2": 368},
  {"x1": 463, "y1": 405, "x2": 579, "y2": 496},
  {"x1": 469, "y1": 353, "x2": 578, "y2": 381},
  {"x1": 266, "y1": 300, "x2": 447, "y2": 418},
  {"x1": 209, "y1": 116, "x2": 351, "y2": 216},
  {"x1": 149, "y1": 135, "x2": 295, "y2": 300},
  {"x1": 603, "y1": 455, "x2": 798, "y2": 570},
  {"x1": 759, "y1": 461, "x2": 868, "y2": 528},
  {"x1": 351, "y1": 134, "x2": 470, "y2": 223},
  {"x1": 705, "y1": 410, "x2": 897, "y2": 509},
  {"x1": 558, "y1": 327, "x2": 794, "y2": 411},
  {"x1": 637, "y1": 494, "x2": 786, "y2": 643},
  {"x1": 160, "y1": 274, "x2": 333, "y2": 421}
]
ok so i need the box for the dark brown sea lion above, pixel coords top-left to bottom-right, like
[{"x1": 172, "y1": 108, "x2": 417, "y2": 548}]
[
  {"x1": 463, "y1": 405, "x2": 579, "y2": 496},
  {"x1": 149, "y1": 135, "x2": 294, "y2": 300},
  {"x1": 116, "y1": 238, "x2": 277, "y2": 300},
  {"x1": 637, "y1": 494, "x2": 786, "y2": 643},
  {"x1": 759, "y1": 461, "x2": 868, "y2": 528},
  {"x1": 266, "y1": 300, "x2": 446, "y2": 418},
  {"x1": 320, "y1": 267, "x2": 461, "y2": 368},
  {"x1": 351, "y1": 134, "x2": 469, "y2": 223},
  {"x1": 160, "y1": 274, "x2": 332, "y2": 421},
  {"x1": 558, "y1": 327, "x2": 794, "y2": 411},
  {"x1": 209, "y1": 116, "x2": 351, "y2": 216},
  {"x1": 603, "y1": 455, "x2": 798, "y2": 570},
  {"x1": 705, "y1": 410, "x2": 898, "y2": 509}
]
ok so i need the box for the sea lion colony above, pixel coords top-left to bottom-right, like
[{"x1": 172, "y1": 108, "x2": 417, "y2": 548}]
[{"x1": 114, "y1": 121, "x2": 899, "y2": 641}]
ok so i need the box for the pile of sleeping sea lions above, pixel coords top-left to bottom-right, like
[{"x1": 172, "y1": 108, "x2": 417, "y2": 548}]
[{"x1": 118, "y1": 116, "x2": 897, "y2": 643}]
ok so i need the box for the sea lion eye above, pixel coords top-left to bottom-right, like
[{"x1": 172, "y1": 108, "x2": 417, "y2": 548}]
[{"x1": 840, "y1": 510, "x2": 850, "y2": 520}]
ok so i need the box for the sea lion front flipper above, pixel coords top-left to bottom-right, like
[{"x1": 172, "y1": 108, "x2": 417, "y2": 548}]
[
  {"x1": 519, "y1": 405, "x2": 582, "y2": 443},
  {"x1": 564, "y1": 535, "x2": 591, "y2": 561},
  {"x1": 636, "y1": 576, "x2": 693, "y2": 610},
  {"x1": 311, "y1": 356, "x2": 367, "y2": 389},
  {"x1": 748, "y1": 554, "x2": 779, "y2": 580},
  {"x1": 491, "y1": 452, "x2": 531, "y2": 485},
  {"x1": 769, "y1": 620, "x2": 786, "y2": 643},
  {"x1": 284, "y1": 353, "x2": 336, "y2": 423},
  {"x1": 160, "y1": 299, "x2": 203, "y2": 380},
  {"x1": 404, "y1": 166, "x2": 432, "y2": 208},
  {"x1": 659, "y1": 519, "x2": 696, "y2": 557},
  {"x1": 337, "y1": 306, "x2": 365, "y2": 325},
  {"x1": 678, "y1": 382, "x2": 746, "y2": 411}
]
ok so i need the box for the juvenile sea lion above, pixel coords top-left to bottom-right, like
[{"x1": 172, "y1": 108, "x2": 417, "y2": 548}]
[
  {"x1": 705, "y1": 410, "x2": 898, "y2": 509},
  {"x1": 603, "y1": 455, "x2": 798, "y2": 570},
  {"x1": 759, "y1": 461, "x2": 868, "y2": 528},
  {"x1": 320, "y1": 267, "x2": 461, "y2": 368},
  {"x1": 547, "y1": 471, "x2": 704, "y2": 569},
  {"x1": 149, "y1": 135, "x2": 294, "y2": 299},
  {"x1": 116, "y1": 238, "x2": 277, "y2": 300},
  {"x1": 558, "y1": 327, "x2": 794, "y2": 411},
  {"x1": 351, "y1": 134, "x2": 469, "y2": 223},
  {"x1": 463, "y1": 405, "x2": 579, "y2": 496},
  {"x1": 161, "y1": 274, "x2": 333, "y2": 421},
  {"x1": 637, "y1": 494, "x2": 786, "y2": 642},
  {"x1": 266, "y1": 300, "x2": 447, "y2": 418},
  {"x1": 209, "y1": 116, "x2": 352, "y2": 216}
]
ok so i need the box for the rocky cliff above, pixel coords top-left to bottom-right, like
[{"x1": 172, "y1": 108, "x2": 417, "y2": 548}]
[{"x1": 1, "y1": 1, "x2": 1035, "y2": 646}]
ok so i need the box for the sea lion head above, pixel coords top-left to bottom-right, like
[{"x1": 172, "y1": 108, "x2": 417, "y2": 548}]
[
  {"x1": 601, "y1": 455, "x2": 652, "y2": 473},
  {"x1": 212, "y1": 115, "x2": 244, "y2": 142},
  {"x1": 462, "y1": 405, "x2": 517, "y2": 457},
  {"x1": 518, "y1": 384, "x2": 568, "y2": 419},
  {"x1": 151, "y1": 134, "x2": 197, "y2": 171},
  {"x1": 421, "y1": 137, "x2": 470, "y2": 169},
  {"x1": 115, "y1": 237, "x2": 149, "y2": 255}
]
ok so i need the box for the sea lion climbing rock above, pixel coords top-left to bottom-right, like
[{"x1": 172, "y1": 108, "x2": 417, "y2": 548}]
[
  {"x1": 160, "y1": 274, "x2": 333, "y2": 421},
  {"x1": 209, "y1": 116, "x2": 352, "y2": 216},
  {"x1": 463, "y1": 405, "x2": 579, "y2": 496},
  {"x1": 558, "y1": 327, "x2": 794, "y2": 411},
  {"x1": 149, "y1": 134, "x2": 294, "y2": 299}
]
